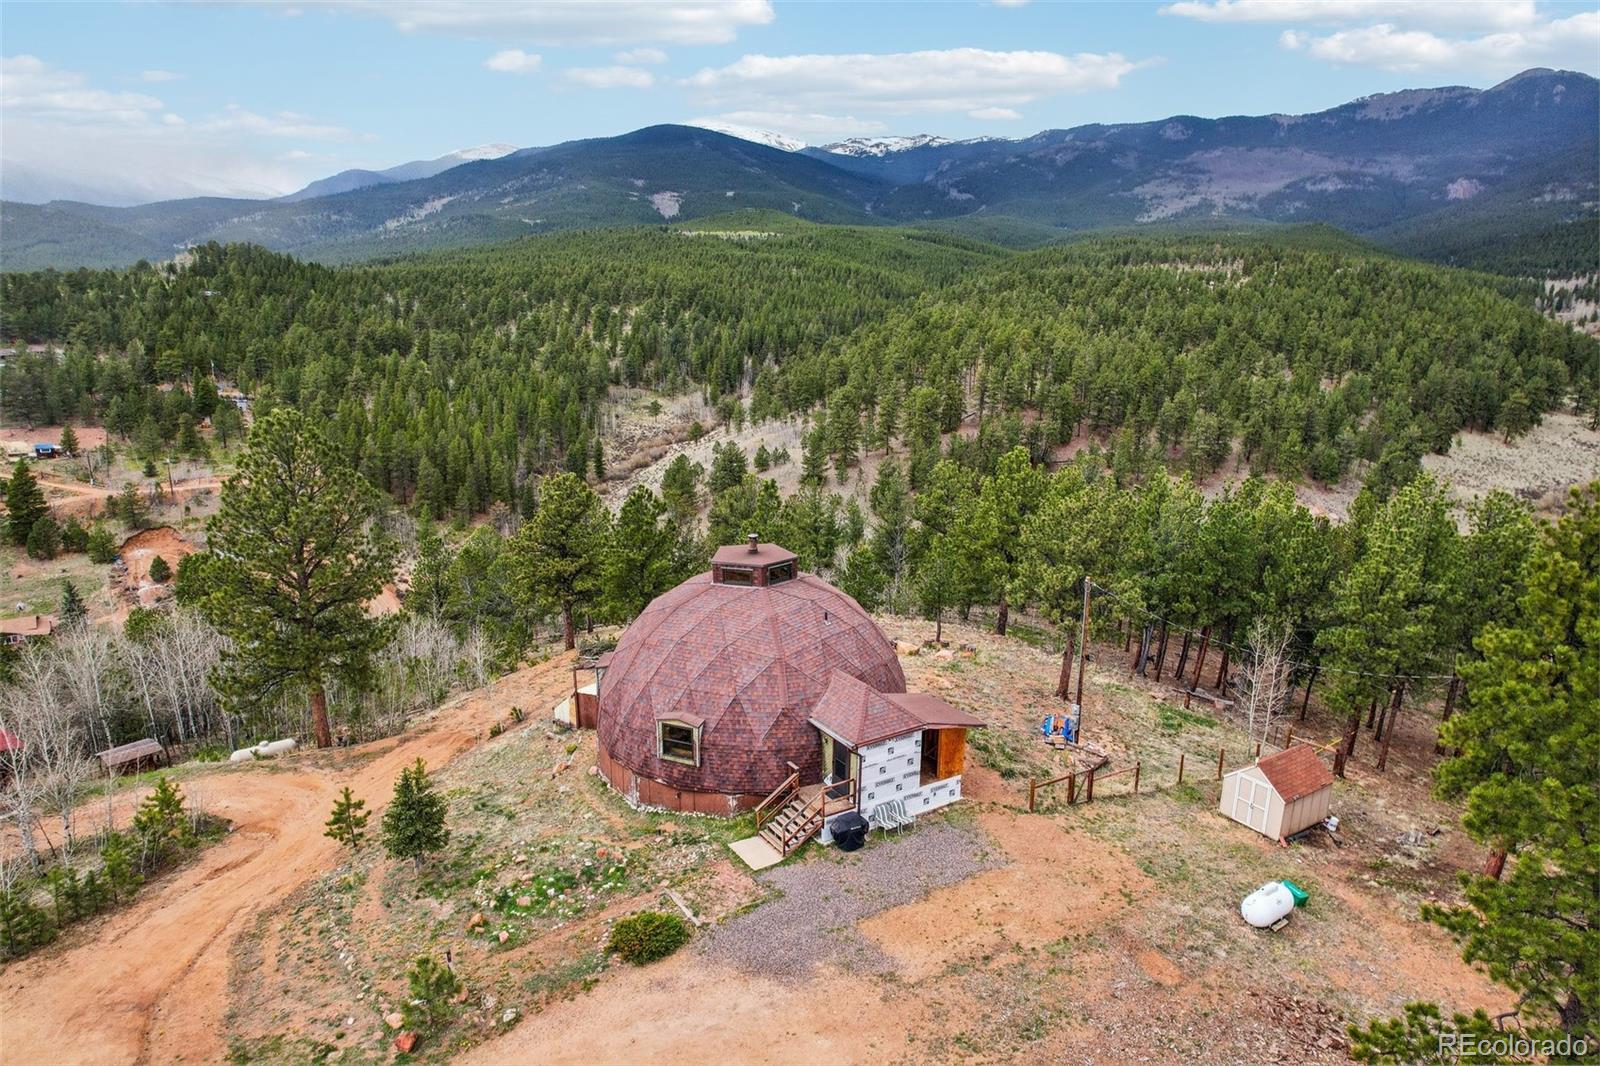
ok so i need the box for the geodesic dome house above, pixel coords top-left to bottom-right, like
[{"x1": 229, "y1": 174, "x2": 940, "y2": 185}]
[{"x1": 595, "y1": 539, "x2": 908, "y2": 813}]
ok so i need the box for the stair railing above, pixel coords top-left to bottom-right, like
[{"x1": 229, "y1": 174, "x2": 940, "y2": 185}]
[{"x1": 754, "y1": 761, "x2": 801, "y2": 832}]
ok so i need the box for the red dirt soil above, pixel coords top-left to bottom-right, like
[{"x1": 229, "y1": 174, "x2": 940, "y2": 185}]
[{"x1": 0, "y1": 655, "x2": 578, "y2": 1066}]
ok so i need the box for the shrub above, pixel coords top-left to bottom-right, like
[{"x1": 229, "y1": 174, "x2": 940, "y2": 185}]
[
  {"x1": 401, "y1": 953, "x2": 461, "y2": 1035},
  {"x1": 148, "y1": 555, "x2": 171, "y2": 583},
  {"x1": 25, "y1": 515, "x2": 59, "y2": 560},
  {"x1": 86, "y1": 524, "x2": 118, "y2": 563},
  {"x1": 607, "y1": 910, "x2": 691, "y2": 965}
]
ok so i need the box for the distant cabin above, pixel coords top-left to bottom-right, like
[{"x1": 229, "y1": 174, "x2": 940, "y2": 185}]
[
  {"x1": 1220, "y1": 744, "x2": 1334, "y2": 841},
  {"x1": 32, "y1": 443, "x2": 61, "y2": 459},
  {"x1": 0, "y1": 614, "x2": 56, "y2": 646}
]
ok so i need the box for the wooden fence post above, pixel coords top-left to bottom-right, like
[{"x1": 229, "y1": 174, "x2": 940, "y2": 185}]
[
  {"x1": 1029, "y1": 778, "x2": 1037, "y2": 813},
  {"x1": 1086, "y1": 767, "x2": 1096, "y2": 803},
  {"x1": 1133, "y1": 761, "x2": 1140, "y2": 794},
  {"x1": 1068, "y1": 772, "x2": 1076, "y2": 805},
  {"x1": 1177, "y1": 752, "x2": 1185, "y2": 785},
  {"x1": 1216, "y1": 747, "x2": 1225, "y2": 779},
  {"x1": 1254, "y1": 741, "x2": 1262, "y2": 759},
  {"x1": 1285, "y1": 727, "x2": 1293, "y2": 748}
]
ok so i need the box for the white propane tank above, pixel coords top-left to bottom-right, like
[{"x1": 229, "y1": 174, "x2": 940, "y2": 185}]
[
  {"x1": 1241, "y1": 881, "x2": 1295, "y2": 928},
  {"x1": 229, "y1": 738, "x2": 298, "y2": 762}
]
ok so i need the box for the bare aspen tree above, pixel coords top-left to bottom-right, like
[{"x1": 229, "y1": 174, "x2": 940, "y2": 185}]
[{"x1": 1239, "y1": 619, "x2": 1295, "y2": 750}]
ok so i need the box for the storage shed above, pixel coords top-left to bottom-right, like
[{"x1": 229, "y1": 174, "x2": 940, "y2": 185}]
[{"x1": 1220, "y1": 744, "x2": 1334, "y2": 841}]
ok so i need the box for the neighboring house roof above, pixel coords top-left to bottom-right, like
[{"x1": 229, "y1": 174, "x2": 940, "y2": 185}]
[
  {"x1": 97, "y1": 738, "x2": 164, "y2": 771},
  {"x1": 0, "y1": 614, "x2": 55, "y2": 639},
  {"x1": 1255, "y1": 744, "x2": 1334, "y2": 803},
  {"x1": 810, "y1": 670, "x2": 985, "y2": 748}
]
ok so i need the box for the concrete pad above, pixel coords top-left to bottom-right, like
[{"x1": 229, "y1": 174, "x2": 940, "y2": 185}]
[{"x1": 729, "y1": 835, "x2": 783, "y2": 871}]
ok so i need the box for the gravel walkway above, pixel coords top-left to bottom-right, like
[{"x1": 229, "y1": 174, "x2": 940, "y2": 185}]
[{"x1": 701, "y1": 820, "x2": 1002, "y2": 980}]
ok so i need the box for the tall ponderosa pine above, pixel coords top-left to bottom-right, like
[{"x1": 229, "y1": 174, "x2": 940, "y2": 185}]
[
  {"x1": 4, "y1": 460, "x2": 47, "y2": 546},
  {"x1": 506, "y1": 473, "x2": 609, "y2": 650},
  {"x1": 196, "y1": 408, "x2": 396, "y2": 748},
  {"x1": 1429, "y1": 482, "x2": 1598, "y2": 1035},
  {"x1": 382, "y1": 759, "x2": 449, "y2": 872}
]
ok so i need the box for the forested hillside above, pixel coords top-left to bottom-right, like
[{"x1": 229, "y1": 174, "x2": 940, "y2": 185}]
[{"x1": 2, "y1": 221, "x2": 1594, "y2": 522}]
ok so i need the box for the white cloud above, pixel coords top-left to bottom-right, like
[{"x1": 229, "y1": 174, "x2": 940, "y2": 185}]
[
  {"x1": 689, "y1": 110, "x2": 889, "y2": 140},
  {"x1": 484, "y1": 48, "x2": 543, "y2": 74},
  {"x1": 1279, "y1": 9, "x2": 1600, "y2": 72},
  {"x1": 565, "y1": 65, "x2": 655, "y2": 89},
  {"x1": 140, "y1": 69, "x2": 184, "y2": 83},
  {"x1": 969, "y1": 106, "x2": 1022, "y2": 120},
  {"x1": 1161, "y1": 1, "x2": 1539, "y2": 32},
  {"x1": 992, "y1": 0, "x2": 1032, "y2": 6},
  {"x1": 614, "y1": 47, "x2": 668, "y2": 65},
  {"x1": 295, "y1": 1, "x2": 772, "y2": 45},
  {"x1": 684, "y1": 48, "x2": 1149, "y2": 120},
  {"x1": 197, "y1": 104, "x2": 367, "y2": 141},
  {"x1": 1, "y1": 55, "x2": 164, "y2": 124}
]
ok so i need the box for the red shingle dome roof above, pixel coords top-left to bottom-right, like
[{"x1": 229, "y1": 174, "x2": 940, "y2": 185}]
[{"x1": 597, "y1": 567, "x2": 905, "y2": 805}]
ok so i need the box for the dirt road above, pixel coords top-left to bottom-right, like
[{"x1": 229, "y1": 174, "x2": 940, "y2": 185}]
[{"x1": 0, "y1": 656, "x2": 575, "y2": 1066}]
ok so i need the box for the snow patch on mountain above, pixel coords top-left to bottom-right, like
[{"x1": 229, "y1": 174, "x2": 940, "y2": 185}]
[
  {"x1": 688, "y1": 123, "x2": 807, "y2": 152},
  {"x1": 821, "y1": 135, "x2": 953, "y2": 157}
]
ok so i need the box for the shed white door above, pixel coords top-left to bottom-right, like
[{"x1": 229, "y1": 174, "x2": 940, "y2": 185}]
[{"x1": 1233, "y1": 776, "x2": 1271, "y2": 834}]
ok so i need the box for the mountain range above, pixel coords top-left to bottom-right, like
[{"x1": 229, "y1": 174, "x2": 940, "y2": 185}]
[{"x1": 2, "y1": 68, "x2": 1594, "y2": 272}]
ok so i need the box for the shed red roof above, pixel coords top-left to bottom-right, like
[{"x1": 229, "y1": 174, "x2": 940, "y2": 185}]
[
  {"x1": 597, "y1": 567, "x2": 905, "y2": 797},
  {"x1": 1256, "y1": 744, "x2": 1334, "y2": 803}
]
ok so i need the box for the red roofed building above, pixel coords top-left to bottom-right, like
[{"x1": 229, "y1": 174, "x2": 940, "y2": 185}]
[
  {"x1": 1220, "y1": 744, "x2": 1335, "y2": 840},
  {"x1": 596, "y1": 538, "x2": 985, "y2": 836}
]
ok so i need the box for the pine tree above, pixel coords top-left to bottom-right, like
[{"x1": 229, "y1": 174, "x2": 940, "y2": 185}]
[
  {"x1": 58, "y1": 579, "x2": 87, "y2": 630},
  {"x1": 603, "y1": 487, "x2": 680, "y2": 621},
  {"x1": 800, "y1": 425, "x2": 828, "y2": 487},
  {"x1": 132, "y1": 777, "x2": 192, "y2": 869},
  {"x1": 99, "y1": 831, "x2": 142, "y2": 902},
  {"x1": 401, "y1": 953, "x2": 461, "y2": 1035},
  {"x1": 147, "y1": 555, "x2": 171, "y2": 583},
  {"x1": 25, "y1": 515, "x2": 59, "y2": 560},
  {"x1": 86, "y1": 524, "x2": 118, "y2": 563},
  {"x1": 1429, "y1": 482, "x2": 1598, "y2": 1035},
  {"x1": 505, "y1": 473, "x2": 609, "y2": 650},
  {"x1": 324, "y1": 786, "x2": 370, "y2": 849},
  {"x1": 116, "y1": 482, "x2": 150, "y2": 530},
  {"x1": 196, "y1": 408, "x2": 396, "y2": 749},
  {"x1": 0, "y1": 887, "x2": 54, "y2": 960},
  {"x1": 708, "y1": 442, "x2": 747, "y2": 495},
  {"x1": 59, "y1": 515, "x2": 89, "y2": 553},
  {"x1": 5, "y1": 460, "x2": 47, "y2": 546},
  {"x1": 382, "y1": 759, "x2": 449, "y2": 872},
  {"x1": 58, "y1": 425, "x2": 79, "y2": 456}
]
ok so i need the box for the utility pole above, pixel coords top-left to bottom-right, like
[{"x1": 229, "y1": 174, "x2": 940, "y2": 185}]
[{"x1": 1075, "y1": 575, "x2": 1090, "y2": 714}]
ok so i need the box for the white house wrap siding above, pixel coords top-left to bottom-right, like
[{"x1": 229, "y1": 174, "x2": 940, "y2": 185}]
[{"x1": 819, "y1": 729, "x2": 963, "y2": 843}]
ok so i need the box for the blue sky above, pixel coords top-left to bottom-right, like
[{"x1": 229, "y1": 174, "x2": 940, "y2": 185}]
[{"x1": 3, "y1": 1, "x2": 1597, "y2": 203}]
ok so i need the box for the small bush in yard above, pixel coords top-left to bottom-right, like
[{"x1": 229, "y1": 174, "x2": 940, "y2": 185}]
[
  {"x1": 608, "y1": 910, "x2": 691, "y2": 964},
  {"x1": 401, "y1": 953, "x2": 461, "y2": 1036}
]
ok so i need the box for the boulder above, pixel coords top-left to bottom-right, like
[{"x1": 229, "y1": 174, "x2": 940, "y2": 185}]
[
  {"x1": 383, "y1": 1012, "x2": 404, "y2": 1030},
  {"x1": 497, "y1": 930, "x2": 510, "y2": 944},
  {"x1": 516, "y1": 895, "x2": 532, "y2": 908},
  {"x1": 393, "y1": 1031, "x2": 418, "y2": 1054},
  {"x1": 894, "y1": 640, "x2": 920, "y2": 656},
  {"x1": 466, "y1": 911, "x2": 486, "y2": 930}
]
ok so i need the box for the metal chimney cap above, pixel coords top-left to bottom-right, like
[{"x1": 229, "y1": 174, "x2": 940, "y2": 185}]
[{"x1": 747, "y1": 533, "x2": 759, "y2": 552}]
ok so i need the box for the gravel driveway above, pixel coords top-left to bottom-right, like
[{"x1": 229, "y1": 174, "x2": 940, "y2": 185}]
[{"x1": 702, "y1": 819, "x2": 1001, "y2": 980}]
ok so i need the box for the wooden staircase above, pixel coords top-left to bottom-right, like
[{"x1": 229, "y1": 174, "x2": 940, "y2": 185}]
[{"x1": 752, "y1": 762, "x2": 858, "y2": 859}]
